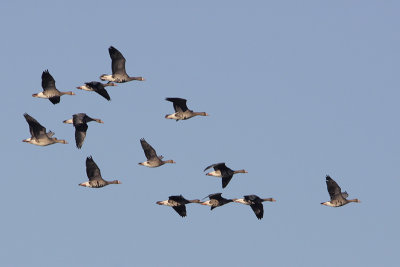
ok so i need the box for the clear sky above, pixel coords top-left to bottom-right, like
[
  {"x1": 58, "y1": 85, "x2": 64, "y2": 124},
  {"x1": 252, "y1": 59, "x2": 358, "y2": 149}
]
[{"x1": 1, "y1": 1, "x2": 399, "y2": 266}]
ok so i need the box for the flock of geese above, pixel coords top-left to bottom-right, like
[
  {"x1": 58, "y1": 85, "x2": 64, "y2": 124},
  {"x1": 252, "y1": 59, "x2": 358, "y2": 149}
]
[{"x1": 23, "y1": 46, "x2": 360, "y2": 220}]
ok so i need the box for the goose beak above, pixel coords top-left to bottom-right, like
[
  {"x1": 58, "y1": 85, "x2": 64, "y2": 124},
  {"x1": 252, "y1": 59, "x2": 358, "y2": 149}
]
[{"x1": 156, "y1": 201, "x2": 163, "y2": 205}]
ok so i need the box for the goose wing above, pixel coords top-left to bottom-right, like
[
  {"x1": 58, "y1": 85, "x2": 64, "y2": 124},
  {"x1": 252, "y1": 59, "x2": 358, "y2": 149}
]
[
  {"x1": 325, "y1": 175, "x2": 342, "y2": 200},
  {"x1": 208, "y1": 193, "x2": 223, "y2": 200},
  {"x1": 48, "y1": 96, "x2": 60, "y2": 104},
  {"x1": 140, "y1": 138, "x2": 158, "y2": 160},
  {"x1": 165, "y1": 98, "x2": 188, "y2": 112},
  {"x1": 85, "y1": 82, "x2": 111, "y2": 101},
  {"x1": 109, "y1": 46, "x2": 127, "y2": 75},
  {"x1": 86, "y1": 156, "x2": 103, "y2": 181},
  {"x1": 24, "y1": 113, "x2": 47, "y2": 138},
  {"x1": 244, "y1": 195, "x2": 261, "y2": 203},
  {"x1": 168, "y1": 195, "x2": 187, "y2": 203},
  {"x1": 203, "y1": 162, "x2": 226, "y2": 172},
  {"x1": 222, "y1": 176, "x2": 234, "y2": 188},
  {"x1": 250, "y1": 203, "x2": 264, "y2": 220},
  {"x1": 172, "y1": 205, "x2": 187, "y2": 217},
  {"x1": 41, "y1": 70, "x2": 56, "y2": 91},
  {"x1": 74, "y1": 123, "x2": 88, "y2": 149}
]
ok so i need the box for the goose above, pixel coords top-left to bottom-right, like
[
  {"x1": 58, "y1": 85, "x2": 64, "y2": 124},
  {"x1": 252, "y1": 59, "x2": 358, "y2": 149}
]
[
  {"x1": 23, "y1": 113, "x2": 67, "y2": 146},
  {"x1": 321, "y1": 175, "x2": 360, "y2": 207},
  {"x1": 79, "y1": 156, "x2": 121, "y2": 188},
  {"x1": 165, "y1": 97, "x2": 209, "y2": 121},
  {"x1": 234, "y1": 195, "x2": 276, "y2": 220},
  {"x1": 204, "y1": 163, "x2": 247, "y2": 188},
  {"x1": 201, "y1": 193, "x2": 235, "y2": 210},
  {"x1": 156, "y1": 195, "x2": 200, "y2": 217},
  {"x1": 63, "y1": 113, "x2": 104, "y2": 149},
  {"x1": 138, "y1": 138, "x2": 175, "y2": 167},
  {"x1": 100, "y1": 46, "x2": 145, "y2": 83},
  {"x1": 76, "y1": 81, "x2": 116, "y2": 101},
  {"x1": 32, "y1": 70, "x2": 75, "y2": 104}
]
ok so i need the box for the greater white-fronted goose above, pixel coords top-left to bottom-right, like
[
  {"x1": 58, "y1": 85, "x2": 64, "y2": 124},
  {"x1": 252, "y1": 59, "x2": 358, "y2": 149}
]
[
  {"x1": 156, "y1": 195, "x2": 200, "y2": 217},
  {"x1": 321, "y1": 175, "x2": 360, "y2": 207},
  {"x1": 63, "y1": 113, "x2": 104, "y2": 149},
  {"x1": 32, "y1": 70, "x2": 75, "y2": 104},
  {"x1": 201, "y1": 193, "x2": 235, "y2": 210},
  {"x1": 139, "y1": 138, "x2": 175, "y2": 167},
  {"x1": 204, "y1": 163, "x2": 247, "y2": 188},
  {"x1": 234, "y1": 195, "x2": 276, "y2": 220},
  {"x1": 76, "y1": 81, "x2": 116, "y2": 101},
  {"x1": 23, "y1": 113, "x2": 67, "y2": 146},
  {"x1": 165, "y1": 98, "x2": 209, "y2": 121},
  {"x1": 100, "y1": 46, "x2": 144, "y2": 83},
  {"x1": 79, "y1": 156, "x2": 121, "y2": 188}
]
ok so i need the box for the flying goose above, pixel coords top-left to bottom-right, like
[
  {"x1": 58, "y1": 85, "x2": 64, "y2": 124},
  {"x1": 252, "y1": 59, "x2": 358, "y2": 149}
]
[
  {"x1": 321, "y1": 175, "x2": 360, "y2": 207},
  {"x1": 79, "y1": 156, "x2": 121, "y2": 188},
  {"x1": 201, "y1": 193, "x2": 235, "y2": 210},
  {"x1": 156, "y1": 195, "x2": 200, "y2": 217},
  {"x1": 139, "y1": 138, "x2": 175, "y2": 167},
  {"x1": 63, "y1": 113, "x2": 104, "y2": 149},
  {"x1": 23, "y1": 113, "x2": 67, "y2": 146},
  {"x1": 32, "y1": 70, "x2": 75, "y2": 104},
  {"x1": 100, "y1": 46, "x2": 145, "y2": 83},
  {"x1": 165, "y1": 98, "x2": 209, "y2": 121},
  {"x1": 204, "y1": 163, "x2": 247, "y2": 188},
  {"x1": 234, "y1": 195, "x2": 276, "y2": 220},
  {"x1": 76, "y1": 81, "x2": 116, "y2": 101}
]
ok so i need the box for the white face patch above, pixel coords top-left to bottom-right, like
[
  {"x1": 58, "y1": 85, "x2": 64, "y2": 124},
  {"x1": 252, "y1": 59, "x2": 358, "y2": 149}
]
[
  {"x1": 208, "y1": 170, "x2": 222, "y2": 177},
  {"x1": 166, "y1": 113, "x2": 179, "y2": 120},
  {"x1": 80, "y1": 181, "x2": 91, "y2": 187},
  {"x1": 321, "y1": 201, "x2": 335, "y2": 207},
  {"x1": 201, "y1": 201, "x2": 211, "y2": 206},
  {"x1": 100, "y1": 75, "x2": 113, "y2": 82},
  {"x1": 78, "y1": 85, "x2": 92, "y2": 91},
  {"x1": 234, "y1": 199, "x2": 248, "y2": 205},
  {"x1": 34, "y1": 92, "x2": 48, "y2": 98}
]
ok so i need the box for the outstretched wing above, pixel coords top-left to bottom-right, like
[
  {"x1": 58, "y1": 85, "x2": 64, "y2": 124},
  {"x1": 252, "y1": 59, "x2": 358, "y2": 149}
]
[
  {"x1": 208, "y1": 193, "x2": 223, "y2": 200},
  {"x1": 48, "y1": 96, "x2": 60, "y2": 104},
  {"x1": 74, "y1": 124, "x2": 88, "y2": 149},
  {"x1": 250, "y1": 203, "x2": 264, "y2": 220},
  {"x1": 222, "y1": 176, "x2": 233, "y2": 188},
  {"x1": 204, "y1": 162, "x2": 226, "y2": 172},
  {"x1": 85, "y1": 82, "x2": 111, "y2": 101},
  {"x1": 326, "y1": 175, "x2": 342, "y2": 200},
  {"x1": 109, "y1": 46, "x2": 126, "y2": 75},
  {"x1": 24, "y1": 113, "x2": 47, "y2": 138},
  {"x1": 169, "y1": 195, "x2": 186, "y2": 203},
  {"x1": 172, "y1": 205, "x2": 187, "y2": 217},
  {"x1": 86, "y1": 156, "x2": 103, "y2": 181},
  {"x1": 165, "y1": 98, "x2": 188, "y2": 112},
  {"x1": 140, "y1": 138, "x2": 158, "y2": 160},
  {"x1": 41, "y1": 70, "x2": 56, "y2": 91}
]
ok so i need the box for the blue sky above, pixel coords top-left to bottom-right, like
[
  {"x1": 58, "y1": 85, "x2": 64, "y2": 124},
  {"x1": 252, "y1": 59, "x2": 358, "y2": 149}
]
[{"x1": 1, "y1": 1, "x2": 399, "y2": 266}]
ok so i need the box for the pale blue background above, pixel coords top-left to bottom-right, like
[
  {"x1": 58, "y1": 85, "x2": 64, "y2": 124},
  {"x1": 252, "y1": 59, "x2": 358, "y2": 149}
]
[{"x1": 1, "y1": 1, "x2": 399, "y2": 266}]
